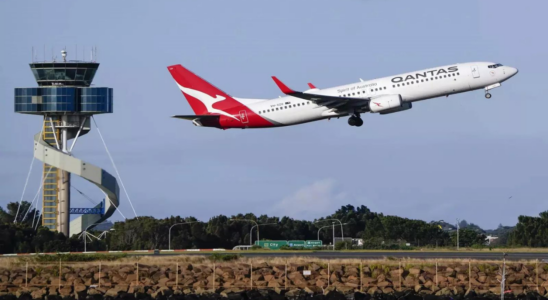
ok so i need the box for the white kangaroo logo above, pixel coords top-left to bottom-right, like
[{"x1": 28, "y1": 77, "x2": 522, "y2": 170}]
[{"x1": 177, "y1": 84, "x2": 239, "y2": 121}]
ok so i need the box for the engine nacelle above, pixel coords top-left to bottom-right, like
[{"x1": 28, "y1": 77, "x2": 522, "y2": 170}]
[
  {"x1": 379, "y1": 102, "x2": 412, "y2": 115},
  {"x1": 369, "y1": 94, "x2": 403, "y2": 113}
]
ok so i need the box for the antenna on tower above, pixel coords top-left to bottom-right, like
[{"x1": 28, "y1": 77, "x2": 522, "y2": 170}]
[
  {"x1": 76, "y1": 45, "x2": 78, "y2": 60},
  {"x1": 32, "y1": 47, "x2": 34, "y2": 63},
  {"x1": 62, "y1": 49, "x2": 67, "y2": 62}
]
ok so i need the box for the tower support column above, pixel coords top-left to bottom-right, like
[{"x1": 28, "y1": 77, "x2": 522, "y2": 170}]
[
  {"x1": 58, "y1": 170, "x2": 70, "y2": 236},
  {"x1": 57, "y1": 115, "x2": 70, "y2": 236}
]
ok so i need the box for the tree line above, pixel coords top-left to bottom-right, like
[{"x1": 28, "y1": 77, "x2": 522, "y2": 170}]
[{"x1": 2, "y1": 201, "x2": 542, "y2": 254}]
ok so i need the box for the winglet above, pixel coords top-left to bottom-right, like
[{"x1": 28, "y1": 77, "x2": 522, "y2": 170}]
[
  {"x1": 308, "y1": 83, "x2": 316, "y2": 89},
  {"x1": 271, "y1": 76, "x2": 295, "y2": 94}
]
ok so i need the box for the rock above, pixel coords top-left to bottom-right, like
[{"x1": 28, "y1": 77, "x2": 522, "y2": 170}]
[
  {"x1": 31, "y1": 288, "x2": 47, "y2": 299},
  {"x1": 310, "y1": 264, "x2": 321, "y2": 272},
  {"x1": 344, "y1": 282, "x2": 359, "y2": 288},
  {"x1": 57, "y1": 286, "x2": 72, "y2": 297},
  {"x1": 367, "y1": 287, "x2": 380, "y2": 294},
  {"x1": 88, "y1": 288, "x2": 103, "y2": 296},
  {"x1": 409, "y1": 268, "x2": 421, "y2": 275},
  {"x1": 158, "y1": 278, "x2": 170, "y2": 286},
  {"x1": 285, "y1": 289, "x2": 302, "y2": 297},
  {"x1": 435, "y1": 287, "x2": 452, "y2": 296},
  {"x1": 264, "y1": 274, "x2": 274, "y2": 281},
  {"x1": 105, "y1": 288, "x2": 120, "y2": 297}
]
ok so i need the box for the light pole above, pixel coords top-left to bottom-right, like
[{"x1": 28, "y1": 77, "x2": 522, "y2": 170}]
[
  {"x1": 97, "y1": 228, "x2": 115, "y2": 240},
  {"x1": 316, "y1": 219, "x2": 344, "y2": 244},
  {"x1": 332, "y1": 222, "x2": 335, "y2": 250},
  {"x1": 249, "y1": 223, "x2": 278, "y2": 246},
  {"x1": 456, "y1": 218, "x2": 460, "y2": 250},
  {"x1": 169, "y1": 221, "x2": 202, "y2": 250},
  {"x1": 317, "y1": 225, "x2": 332, "y2": 241},
  {"x1": 317, "y1": 223, "x2": 349, "y2": 243},
  {"x1": 81, "y1": 222, "x2": 110, "y2": 253},
  {"x1": 229, "y1": 219, "x2": 259, "y2": 245}
]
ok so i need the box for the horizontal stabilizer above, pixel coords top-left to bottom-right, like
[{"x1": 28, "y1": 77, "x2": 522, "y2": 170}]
[
  {"x1": 172, "y1": 114, "x2": 222, "y2": 128},
  {"x1": 172, "y1": 115, "x2": 219, "y2": 120}
]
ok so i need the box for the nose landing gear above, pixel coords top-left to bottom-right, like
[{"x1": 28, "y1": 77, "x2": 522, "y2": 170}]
[
  {"x1": 484, "y1": 83, "x2": 500, "y2": 99},
  {"x1": 348, "y1": 114, "x2": 363, "y2": 127}
]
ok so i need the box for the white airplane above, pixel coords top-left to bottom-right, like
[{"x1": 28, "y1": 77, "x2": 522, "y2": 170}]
[{"x1": 168, "y1": 62, "x2": 518, "y2": 129}]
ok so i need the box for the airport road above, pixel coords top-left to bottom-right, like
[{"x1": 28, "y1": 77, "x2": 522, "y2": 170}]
[{"x1": 158, "y1": 251, "x2": 548, "y2": 260}]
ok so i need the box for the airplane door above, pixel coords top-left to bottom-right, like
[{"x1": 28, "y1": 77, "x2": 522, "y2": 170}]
[
  {"x1": 471, "y1": 66, "x2": 480, "y2": 78},
  {"x1": 239, "y1": 110, "x2": 249, "y2": 124}
]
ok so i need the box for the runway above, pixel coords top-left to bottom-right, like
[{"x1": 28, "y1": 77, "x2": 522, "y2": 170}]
[{"x1": 172, "y1": 251, "x2": 548, "y2": 261}]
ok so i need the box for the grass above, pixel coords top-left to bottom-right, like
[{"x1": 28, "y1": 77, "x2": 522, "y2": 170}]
[{"x1": 0, "y1": 255, "x2": 545, "y2": 271}]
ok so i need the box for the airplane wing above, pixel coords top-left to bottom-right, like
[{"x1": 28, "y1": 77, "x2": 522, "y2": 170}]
[{"x1": 271, "y1": 76, "x2": 369, "y2": 111}]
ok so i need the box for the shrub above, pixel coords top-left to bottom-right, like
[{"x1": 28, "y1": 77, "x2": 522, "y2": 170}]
[
  {"x1": 19, "y1": 253, "x2": 127, "y2": 263},
  {"x1": 208, "y1": 253, "x2": 240, "y2": 262},
  {"x1": 335, "y1": 241, "x2": 352, "y2": 250}
]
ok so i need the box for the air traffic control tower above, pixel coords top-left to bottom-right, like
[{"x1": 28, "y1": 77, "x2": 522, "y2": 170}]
[{"x1": 14, "y1": 50, "x2": 119, "y2": 237}]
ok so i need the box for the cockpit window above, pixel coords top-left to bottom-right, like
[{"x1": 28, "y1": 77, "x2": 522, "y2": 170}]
[{"x1": 488, "y1": 63, "x2": 503, "y2": 69}]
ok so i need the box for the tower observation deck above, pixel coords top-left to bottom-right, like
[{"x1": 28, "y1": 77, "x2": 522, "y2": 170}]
[{"x1": 14, "y1": 50, "x2": 119, "y2": 236}]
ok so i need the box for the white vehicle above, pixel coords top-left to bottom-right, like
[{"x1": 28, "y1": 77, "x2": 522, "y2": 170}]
[{"x1": 168, "y1": 62, "x2": 518, "y2": 129}]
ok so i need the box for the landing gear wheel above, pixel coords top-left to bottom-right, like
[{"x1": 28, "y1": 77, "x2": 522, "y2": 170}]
[
  {"x1": 348, "y1": 116, "x2": 363, "y2": 127},
  {"x1": 485, "y1": 93, "x2": 492, "y2": 99},
  {"x1": 348, "y1": 117, "x2": 357, "y2": 126}
]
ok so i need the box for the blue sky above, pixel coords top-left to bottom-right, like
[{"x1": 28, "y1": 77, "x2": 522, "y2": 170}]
[{"x1": 0, "y1": 0, "x2": 546, "y2": 229}]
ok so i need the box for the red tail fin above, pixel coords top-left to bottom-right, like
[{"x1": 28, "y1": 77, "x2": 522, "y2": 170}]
[{"x1": 167, "y1": 64, "x2": 233, "y2": 115}]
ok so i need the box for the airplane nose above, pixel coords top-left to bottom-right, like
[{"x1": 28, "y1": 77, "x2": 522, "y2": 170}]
[{"x1": 507, "y1": 67, "x2": 518, "y2": 77}]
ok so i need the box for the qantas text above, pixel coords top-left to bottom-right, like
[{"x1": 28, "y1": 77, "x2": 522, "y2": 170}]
[{"x1": 391, "y1": 66, "x2": 459, "y2": 83}]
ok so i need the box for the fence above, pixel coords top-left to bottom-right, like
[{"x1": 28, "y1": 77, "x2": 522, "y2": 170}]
[{"x1": 0, "y1": 260, "x2": 546, "y2": 294}]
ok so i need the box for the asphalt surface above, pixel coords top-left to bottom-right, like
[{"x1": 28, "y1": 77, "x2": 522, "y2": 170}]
[{"x1": 168, "y1": 251, "x2": 548, "y2": 260}]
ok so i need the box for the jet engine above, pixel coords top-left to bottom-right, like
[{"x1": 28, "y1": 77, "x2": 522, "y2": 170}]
[{"x1": 369, "y1": 94, "x2": 412, "y2": 114}]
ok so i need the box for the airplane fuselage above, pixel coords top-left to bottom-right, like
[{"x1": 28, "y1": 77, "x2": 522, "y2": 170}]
[{"x1": 243, "y1": 62, "x2": 517, "y2": 128}]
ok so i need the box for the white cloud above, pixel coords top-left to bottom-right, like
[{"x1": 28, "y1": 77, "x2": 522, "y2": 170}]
[{"x1": 273, "y1": 179, "x2": 347, "y2": 220}]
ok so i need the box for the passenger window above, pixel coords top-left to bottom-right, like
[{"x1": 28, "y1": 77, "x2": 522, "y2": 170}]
[
  {"x1": 397, "y1": 84, "x2": 400, "y2": 87},
  {"x1": 384, "y1": 87, "x2": 386, "y2": 90},
  {"x1": 371, "y1": 89, "x2": 374, "y2": 92},
  {"x1": 421, "y1": 79, "x2": 424, "y2": 82},
  {"x1": 457, "y1": 73, "x2": 460, "y2": 75},
  {"x1": 392, "y1": 85, "x2": 395, "y2": 88}
]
